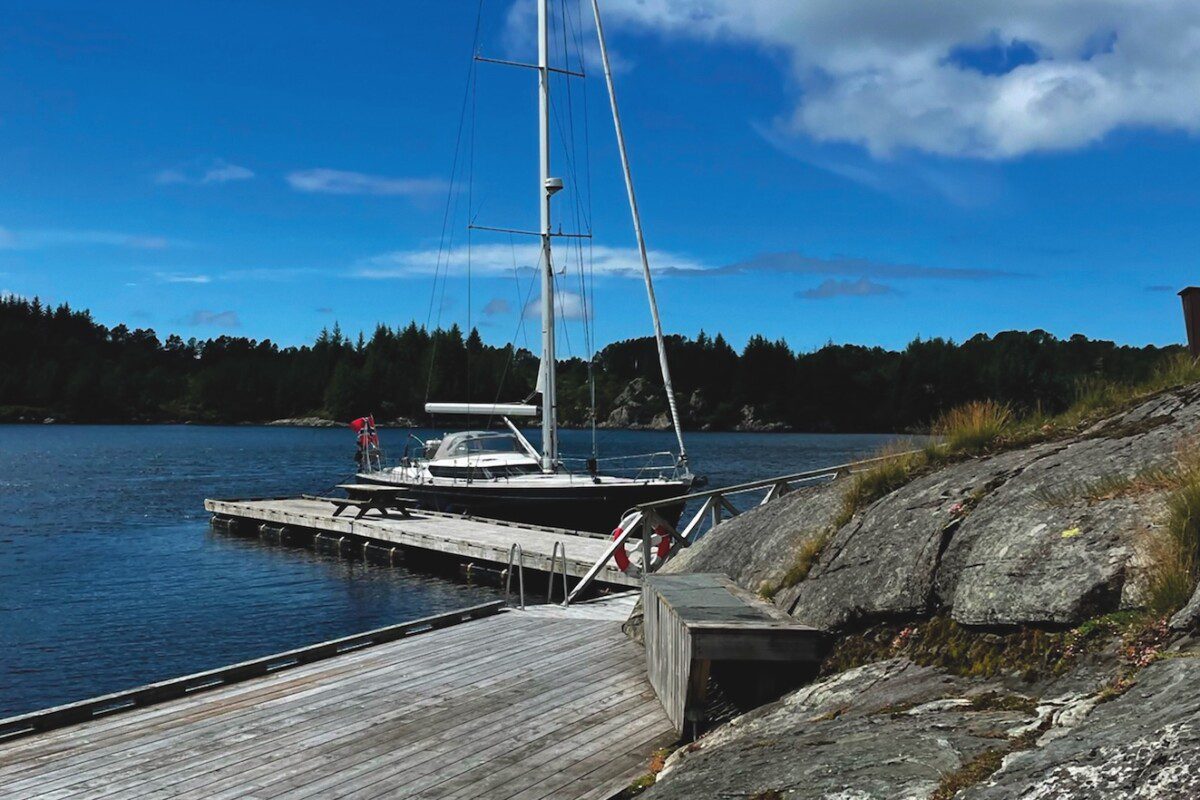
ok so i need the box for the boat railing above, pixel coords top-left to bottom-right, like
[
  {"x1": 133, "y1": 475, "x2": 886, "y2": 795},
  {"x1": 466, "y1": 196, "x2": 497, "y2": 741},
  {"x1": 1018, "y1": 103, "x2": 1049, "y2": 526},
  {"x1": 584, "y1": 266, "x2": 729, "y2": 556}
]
[{"x1": 559, "y1": 450, "x2": 682, "y2": 481}]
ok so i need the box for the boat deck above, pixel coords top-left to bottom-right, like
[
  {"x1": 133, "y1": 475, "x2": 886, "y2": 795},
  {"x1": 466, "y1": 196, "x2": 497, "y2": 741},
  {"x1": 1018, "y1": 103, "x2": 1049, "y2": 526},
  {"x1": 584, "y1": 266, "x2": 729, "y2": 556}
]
[
  {"x1": 204, "y1": 497, "x2": 635, "y2": 588},
  {"x1": 0, "y1": 598, "x2": 673, "y2": 799}
]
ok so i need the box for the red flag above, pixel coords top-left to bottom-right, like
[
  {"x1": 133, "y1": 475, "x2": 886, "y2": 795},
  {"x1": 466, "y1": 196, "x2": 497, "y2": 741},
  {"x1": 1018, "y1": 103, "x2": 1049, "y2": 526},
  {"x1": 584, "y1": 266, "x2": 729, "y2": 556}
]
[{"x1": 349, "y1": 417, "x2": 366, "y2": 433}]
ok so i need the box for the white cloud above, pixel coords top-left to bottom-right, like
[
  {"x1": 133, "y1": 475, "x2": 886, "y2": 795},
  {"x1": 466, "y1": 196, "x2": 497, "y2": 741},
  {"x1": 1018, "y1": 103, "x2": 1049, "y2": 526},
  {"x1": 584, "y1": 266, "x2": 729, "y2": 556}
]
[
  {"x1": 286, "y1": 168, "x2": 448, "y2": 197},
  {"x1": 156, "y1": 272, "x2": 211, "y2": 284},
  {"x1": 502, "y1": 0, "x2": 633, "y2": 75},
  {"x1": 356, "y1": 243, "x2": 707, "y2": 279},
  {"x1": 202, "y1": 161, "x2": 254, "y2": 183},
  {"x1": 155, "y1": 158, "x2": 254, "y2": 185},
  {"x1": 598, "y1": 0, "x2": 1200, "y2": 159},
  {"x1": 525, "y1": 290, "x2": 590, "y2": 321}
]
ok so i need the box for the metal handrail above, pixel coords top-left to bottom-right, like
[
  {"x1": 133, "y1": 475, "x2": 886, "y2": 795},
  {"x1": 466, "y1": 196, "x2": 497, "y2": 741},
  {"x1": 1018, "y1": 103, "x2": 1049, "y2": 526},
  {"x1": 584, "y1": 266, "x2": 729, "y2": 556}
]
[
  {"x1": 561, "y1": 449, "x2": 924, "y2": 607},
  {"x1": 565, "y1": 510, "x2": 643, "y2": 605},
  {"x1": 548, "y1": 541, "x2": 569, "y2": 605},
  {"x1": 505, "y1": 543, "x2": 526, "y2": 610},
  {"x1": 633, "y1": 450, "x2": 922, "y2": 511}
]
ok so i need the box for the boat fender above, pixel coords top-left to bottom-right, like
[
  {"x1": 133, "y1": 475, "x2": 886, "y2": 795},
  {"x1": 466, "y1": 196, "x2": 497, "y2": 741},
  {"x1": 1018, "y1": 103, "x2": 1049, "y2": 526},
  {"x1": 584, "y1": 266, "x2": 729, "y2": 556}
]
[{"x1": 611, "y1": 525, "x2": 672, "y2": 572}]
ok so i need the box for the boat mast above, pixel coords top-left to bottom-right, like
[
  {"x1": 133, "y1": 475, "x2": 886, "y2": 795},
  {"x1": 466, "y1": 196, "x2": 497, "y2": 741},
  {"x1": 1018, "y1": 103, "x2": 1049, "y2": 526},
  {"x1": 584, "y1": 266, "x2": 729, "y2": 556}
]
[
  {"x1": 589, "y1": 0, "x2": 688, "y2": 466},
  {"x1": 537, "y1": 0, "x2": 558, "y2": 472}
]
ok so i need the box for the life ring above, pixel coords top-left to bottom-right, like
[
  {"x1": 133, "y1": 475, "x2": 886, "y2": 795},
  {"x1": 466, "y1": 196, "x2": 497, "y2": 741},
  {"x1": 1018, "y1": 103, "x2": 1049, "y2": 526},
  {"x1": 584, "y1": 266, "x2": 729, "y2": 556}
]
[{"x1": 612, "y1": 523, "x2": 672, "y2": 572}]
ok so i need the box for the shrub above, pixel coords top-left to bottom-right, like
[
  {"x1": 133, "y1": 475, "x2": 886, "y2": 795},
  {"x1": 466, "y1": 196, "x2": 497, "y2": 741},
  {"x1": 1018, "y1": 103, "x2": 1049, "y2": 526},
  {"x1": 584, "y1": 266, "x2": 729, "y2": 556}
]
[{"x1": 933, "y1": 400, "x2": 1013, "y2": 454}]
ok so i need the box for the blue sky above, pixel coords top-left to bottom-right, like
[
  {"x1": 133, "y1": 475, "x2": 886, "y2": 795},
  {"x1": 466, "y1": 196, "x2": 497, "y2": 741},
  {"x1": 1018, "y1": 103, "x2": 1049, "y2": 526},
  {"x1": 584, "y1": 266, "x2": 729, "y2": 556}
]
[{"x1": 2, "y1": 0, "x2": 1199, "y2": 354}]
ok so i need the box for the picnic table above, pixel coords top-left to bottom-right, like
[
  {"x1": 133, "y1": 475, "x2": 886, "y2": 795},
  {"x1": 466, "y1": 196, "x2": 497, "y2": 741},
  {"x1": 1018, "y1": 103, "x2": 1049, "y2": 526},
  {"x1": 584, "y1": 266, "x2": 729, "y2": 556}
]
[{"x1": 300, "y1": 484, "x2": 418, "y2": 519}]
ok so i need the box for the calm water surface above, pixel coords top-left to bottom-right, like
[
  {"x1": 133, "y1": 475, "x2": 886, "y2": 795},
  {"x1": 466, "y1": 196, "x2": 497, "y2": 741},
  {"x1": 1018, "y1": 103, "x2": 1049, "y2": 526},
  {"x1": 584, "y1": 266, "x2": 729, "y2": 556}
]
[{"x1": 0, "y1": 425, "x2": 909, "y2": 717}]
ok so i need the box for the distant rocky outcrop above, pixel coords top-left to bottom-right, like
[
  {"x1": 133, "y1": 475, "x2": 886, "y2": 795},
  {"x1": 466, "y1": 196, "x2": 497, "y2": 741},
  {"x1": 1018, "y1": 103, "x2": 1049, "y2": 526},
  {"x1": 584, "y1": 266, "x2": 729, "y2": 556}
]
[
  {"x1": 602, "y1": 378, "x2": 671, "y2": 430},
  {"x1": 265, "y1": 416, "x2": 417, "y2": 428},
  {"x1": 634, "y1": 382, "x2": 1200, "y2": 798},
  {"x1": 733, "y1": 404, "x2": 791, "y2": 432},
  {"x1": 266, "y1": 416, "x2": 343, "y2": 428},
  {"x1": 600, "y1": 380, "x2": 790, "y2": 432}
]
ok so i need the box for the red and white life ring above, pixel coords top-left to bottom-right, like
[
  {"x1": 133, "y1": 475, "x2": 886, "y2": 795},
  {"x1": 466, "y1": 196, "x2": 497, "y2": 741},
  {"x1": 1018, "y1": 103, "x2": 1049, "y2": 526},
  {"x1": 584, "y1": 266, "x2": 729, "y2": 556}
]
[{"x1": 611, "y1": 523, "x2": 672, "y2": 572}]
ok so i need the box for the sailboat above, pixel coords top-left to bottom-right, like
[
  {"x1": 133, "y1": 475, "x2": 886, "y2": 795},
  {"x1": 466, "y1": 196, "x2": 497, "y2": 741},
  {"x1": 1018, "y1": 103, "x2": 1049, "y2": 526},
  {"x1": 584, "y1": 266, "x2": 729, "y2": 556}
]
[{"x1": 357, "y1": 0, "x2": 695, "y2": 533}]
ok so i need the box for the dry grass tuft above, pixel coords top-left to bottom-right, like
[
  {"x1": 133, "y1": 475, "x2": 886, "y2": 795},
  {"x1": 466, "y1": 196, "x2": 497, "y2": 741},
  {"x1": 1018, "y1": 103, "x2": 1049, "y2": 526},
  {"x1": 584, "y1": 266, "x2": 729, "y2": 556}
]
[
  {"x1": 1142, "y1": 459, "x2": 1200, "y2": 616},
  {"x1": 1034, "y1": 466, "x2": 1179, "y2": 507},
  {"x1": 934, "y1": 400, "x2": 1013, "y2": 454},
  {"x1": 835, "y1": 442, "x2": 931, "y2": 528},
  {"x1": 777, "y1": 529, "x2": 834, "y2": 591}
]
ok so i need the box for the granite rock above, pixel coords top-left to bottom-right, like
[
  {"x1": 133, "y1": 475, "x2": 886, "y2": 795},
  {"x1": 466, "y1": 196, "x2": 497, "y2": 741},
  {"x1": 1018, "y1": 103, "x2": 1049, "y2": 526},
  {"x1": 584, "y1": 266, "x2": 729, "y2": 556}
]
[
  {"x1": 964, "y1": 653, "x2": 1200, "y2": 799},
  {"x1": 662, "y1": 479, "x2": 844, "y2": 598},
  {"x1": 644, "y1": 659, "x2": 1037, "y2": 800}
]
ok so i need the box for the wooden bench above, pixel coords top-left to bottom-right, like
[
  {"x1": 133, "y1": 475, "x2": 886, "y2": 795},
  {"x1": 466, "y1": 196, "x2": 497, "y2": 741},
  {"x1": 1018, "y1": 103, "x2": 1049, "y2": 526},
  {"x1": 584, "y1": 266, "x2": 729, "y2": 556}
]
[
  {"x1": 643, "y1": 573, "x2": 828, "y2": 737},
  {"x1": 303, "y1": 487, "x2": 418, "y2": 519}
]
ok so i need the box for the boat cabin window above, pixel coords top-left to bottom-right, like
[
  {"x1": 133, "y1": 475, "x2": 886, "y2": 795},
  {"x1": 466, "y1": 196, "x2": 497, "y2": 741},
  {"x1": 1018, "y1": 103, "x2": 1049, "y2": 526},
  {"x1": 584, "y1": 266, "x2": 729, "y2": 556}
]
[
  {"x1": 428, "y1": 462, "x2": 541, "y2": 479},
  {"x1": 458, "y1": 435, "x2": 521, "y2": 456},
  {"x1": 432, "y1": 432, "x2": 527, "y2": 461}
]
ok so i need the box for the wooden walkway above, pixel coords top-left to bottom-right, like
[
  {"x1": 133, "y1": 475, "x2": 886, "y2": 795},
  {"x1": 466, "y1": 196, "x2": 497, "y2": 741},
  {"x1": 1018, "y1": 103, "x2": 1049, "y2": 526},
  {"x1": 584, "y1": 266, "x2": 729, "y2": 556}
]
[
  {"x1": 205, "y1": 497, "x2": 636, "y2": 589},
  {"x1": 0, "y1": 600, "x2": 673, "y2": 799}
]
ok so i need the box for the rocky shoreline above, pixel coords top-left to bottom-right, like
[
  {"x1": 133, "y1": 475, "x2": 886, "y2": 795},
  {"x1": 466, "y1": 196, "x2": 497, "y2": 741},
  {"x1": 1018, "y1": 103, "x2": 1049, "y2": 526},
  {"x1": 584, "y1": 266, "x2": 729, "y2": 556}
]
[{"x1": 628, "y1": 382, "x2": 1200, "y2": 798}]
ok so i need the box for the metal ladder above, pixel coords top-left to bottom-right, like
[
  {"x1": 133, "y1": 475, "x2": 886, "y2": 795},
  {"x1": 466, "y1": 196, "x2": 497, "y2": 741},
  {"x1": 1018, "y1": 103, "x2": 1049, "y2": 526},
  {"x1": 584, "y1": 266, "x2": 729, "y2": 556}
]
[
  {"x1": 505, "y1": 543, "x2": 526, "y2": 610},
  {"x1": 547, "y1": 542, "x2": 569, "y2": 606}
]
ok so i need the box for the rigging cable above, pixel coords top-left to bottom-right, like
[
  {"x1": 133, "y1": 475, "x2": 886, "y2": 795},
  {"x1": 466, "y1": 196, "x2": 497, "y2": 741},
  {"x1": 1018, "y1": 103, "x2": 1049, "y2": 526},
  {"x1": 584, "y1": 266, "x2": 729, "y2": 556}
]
[
  {"x1": 562, "y1": 0, "x2": 598, "y2": 458},
  {"x1": 466, "y1": 23, "x2": 479, "y2": 430},
  {"x1": 423, "y1": 0, "x2": 486, "y2": 411}
]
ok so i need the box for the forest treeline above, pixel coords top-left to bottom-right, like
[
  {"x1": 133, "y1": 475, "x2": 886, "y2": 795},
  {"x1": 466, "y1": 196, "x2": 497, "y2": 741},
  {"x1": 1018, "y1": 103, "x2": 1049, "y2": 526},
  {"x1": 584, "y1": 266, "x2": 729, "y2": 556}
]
[{"x1": 0, "y1": 295, "x2": 1184, "y2": 432}]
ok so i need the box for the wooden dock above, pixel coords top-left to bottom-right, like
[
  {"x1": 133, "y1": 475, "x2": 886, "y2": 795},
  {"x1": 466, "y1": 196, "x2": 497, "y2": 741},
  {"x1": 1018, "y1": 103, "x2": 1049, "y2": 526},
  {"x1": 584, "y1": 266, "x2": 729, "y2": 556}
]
[
  {"x1": 204, "y1": 497, "x2": 638, "y2": 589},
  {"x1": 0, "y1": 596, "x2": 673, "y2": 799}
]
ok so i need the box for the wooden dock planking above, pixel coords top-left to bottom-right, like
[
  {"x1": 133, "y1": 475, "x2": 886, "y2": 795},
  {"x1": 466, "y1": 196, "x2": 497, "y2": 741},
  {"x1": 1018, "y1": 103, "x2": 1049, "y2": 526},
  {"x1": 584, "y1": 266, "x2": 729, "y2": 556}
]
[
  {"x1": 0, "y1": 605, "x2": 673, "y2": 799},
  {"x1": 0, "y1": 610, "x2": 518, "y2": 774},
  {"x1": 204, "y1": 497, "x2": 636, "y2": 587},
  {"x1": 145, "y1": 637, "x2": 638, "y2": 800},
  {"x1": 47, "y1": 627, "x2": 615, "y2": 800},
  {"x1": 0, "y1": 617, "x2": 547, "y2": 795},
  {"x1": 6, "y1": 621, "x2": 612, "y2": 798}
]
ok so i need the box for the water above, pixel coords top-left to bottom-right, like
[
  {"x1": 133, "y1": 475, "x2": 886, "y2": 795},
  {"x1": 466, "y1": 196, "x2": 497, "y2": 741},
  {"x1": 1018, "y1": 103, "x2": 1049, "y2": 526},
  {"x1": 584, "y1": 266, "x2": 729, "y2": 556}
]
[{"x1": 0, "y1": 425, "x2": 908, "y2": 718}]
